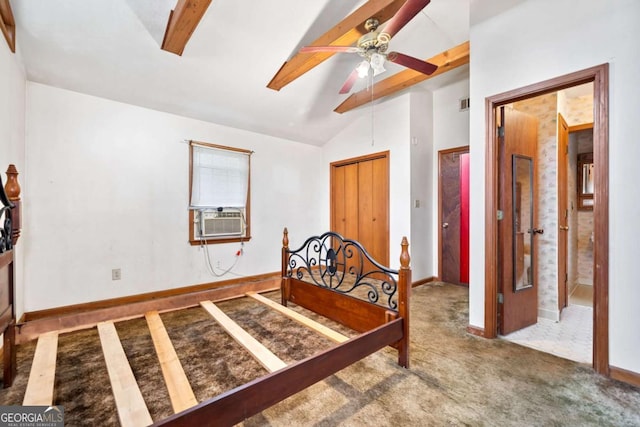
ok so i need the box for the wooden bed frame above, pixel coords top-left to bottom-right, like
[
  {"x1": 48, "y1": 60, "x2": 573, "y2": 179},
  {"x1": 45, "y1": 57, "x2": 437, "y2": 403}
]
[
  {"x1": 157, "y1": 228, "x2": 411, "y2": 426},
  {"x1": 0, "y1": 164, "x2": 21, "y2": 388}
]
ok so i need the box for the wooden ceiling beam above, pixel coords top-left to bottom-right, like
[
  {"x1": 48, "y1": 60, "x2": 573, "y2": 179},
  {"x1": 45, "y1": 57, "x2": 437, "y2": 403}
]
[
  {"x1": 161, "y1": 0, "x2": 212, "y2": 56},
  {"x1": 334, "y1": 40, "x2": 470, "y2": 114},
  {"x1": 0, "y1": 0, "x2": 16, "y2": 53},
  {"x1": 267, "y1": 0, "x2": 407, "y2": 91}
]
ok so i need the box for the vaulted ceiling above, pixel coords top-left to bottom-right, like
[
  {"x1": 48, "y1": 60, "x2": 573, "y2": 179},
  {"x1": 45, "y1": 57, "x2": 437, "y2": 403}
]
[{"x1": 12, "y1": 0, "x2": 472, "y2": 145}]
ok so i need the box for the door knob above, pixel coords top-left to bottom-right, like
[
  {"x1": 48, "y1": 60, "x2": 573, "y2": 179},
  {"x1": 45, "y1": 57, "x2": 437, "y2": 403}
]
[
  {"x1": 442, "y1": 222, "x2": 449, "y2": 229},
  {"x1": 529, "y1": 228, "x2": 544, "y2": 234},
  {"x1": 559, "y1": 225, "x2": 569, "y2": 231}
]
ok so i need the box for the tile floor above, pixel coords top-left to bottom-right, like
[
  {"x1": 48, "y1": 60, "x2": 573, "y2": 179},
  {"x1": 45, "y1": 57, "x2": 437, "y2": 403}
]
[
  {"x1": 569, "y1": 283, "x2": 593, "y2": 307},
  {"x1": 501, "y1": 303, "x2": 593, "y2": 365}
]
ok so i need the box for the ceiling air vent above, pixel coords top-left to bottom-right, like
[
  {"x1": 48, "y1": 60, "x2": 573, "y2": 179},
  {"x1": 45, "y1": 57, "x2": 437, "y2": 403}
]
[{"x1": 459, "y1": 97, "x2": 470, "y2": 111}]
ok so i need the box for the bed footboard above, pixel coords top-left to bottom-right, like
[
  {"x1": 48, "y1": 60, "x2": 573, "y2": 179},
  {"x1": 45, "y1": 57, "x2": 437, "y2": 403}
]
[{"x1": 281, "y1": 229, "x2": 411, "y2": 367}]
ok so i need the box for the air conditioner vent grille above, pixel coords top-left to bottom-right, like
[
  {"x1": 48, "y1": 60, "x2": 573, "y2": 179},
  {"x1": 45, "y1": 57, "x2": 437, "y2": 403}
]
[{"x1": 199, "y1": 209, "x2": 244, "y2": 237}]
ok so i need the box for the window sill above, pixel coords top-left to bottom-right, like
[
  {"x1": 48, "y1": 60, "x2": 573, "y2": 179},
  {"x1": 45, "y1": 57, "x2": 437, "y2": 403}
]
[{"x1": 189, "y1": 235, "x2": 252, "y2": 246}]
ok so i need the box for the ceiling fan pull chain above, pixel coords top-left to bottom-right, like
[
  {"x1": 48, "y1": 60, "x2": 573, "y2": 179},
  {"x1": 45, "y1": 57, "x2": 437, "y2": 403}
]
[{"x1": 370, "y1": 71, "x2": 375, "y2": 146}]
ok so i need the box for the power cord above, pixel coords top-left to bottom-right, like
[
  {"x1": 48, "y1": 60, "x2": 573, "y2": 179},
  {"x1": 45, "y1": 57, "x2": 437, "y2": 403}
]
[{"x1": 197, "y1": 208, "x2": 247, "y2": 277}]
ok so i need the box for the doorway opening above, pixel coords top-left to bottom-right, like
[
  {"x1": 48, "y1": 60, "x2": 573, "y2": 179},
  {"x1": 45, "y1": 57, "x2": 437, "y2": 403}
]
[
  {"x1": 497, "y1": 87, "x2": 595, "y2": 364},
  {"x1": 438, "y1": 146, "x2": 470, "y2": 286},
  {"x1": 483, "y1": 64, "x2": 609, "y2": 375}
]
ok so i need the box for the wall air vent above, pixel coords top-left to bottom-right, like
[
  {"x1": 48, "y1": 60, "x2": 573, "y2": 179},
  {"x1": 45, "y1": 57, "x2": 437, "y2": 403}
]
[{"x1": 459, "y1": 97, "x2": 470, "y2": 111}]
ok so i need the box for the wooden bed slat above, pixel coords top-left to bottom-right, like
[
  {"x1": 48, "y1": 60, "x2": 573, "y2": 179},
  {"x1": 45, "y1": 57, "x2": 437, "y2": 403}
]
[
  {"x1": 246, "y1": 292, "x2": 348, "y2": 343},
  {"x1": 145, "y1": 311, "x2": 198, "y2": 413},
  {"x1": 200, "y1": 300, "x2": 286, "y2": 373},
  {"x1": 97, "y1": 322, "x2": 153, "y2": 427},
  {"x1": 22, "y1": 331, "x2": 58, "y2": 405},
  {"x1": 153, "y1": 318, "x2": 404, "y2": 426}
]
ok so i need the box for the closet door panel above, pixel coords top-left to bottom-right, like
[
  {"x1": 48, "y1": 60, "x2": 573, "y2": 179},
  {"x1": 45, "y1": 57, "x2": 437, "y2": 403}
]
[
  {"x1": 358, "y1": 158, "x2": 389, "y2": 266},
  {"x1": 371, "y1": 157, "x2": 389, "y2": 266},
  {"x1": 332, "y1": 163, "x2": 359, "y2": 240},
  {"x1": 331, "y1": 165, "x2": 346, "y2": 236}
]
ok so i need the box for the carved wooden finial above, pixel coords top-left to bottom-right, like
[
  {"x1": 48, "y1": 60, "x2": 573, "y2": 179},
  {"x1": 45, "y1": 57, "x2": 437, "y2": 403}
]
[
  {"x1": 283, "y1": 227, "x2": 289, "y2": 248},
  {"x1": 4, "y1": 164, "x2": 21, "y2": 246},
  {"x1": 400, "y1": 236, "x2": 410, "y2": 269},
  {"x1": 5, "y1": 164, "x2": 20, "y2": 201}
]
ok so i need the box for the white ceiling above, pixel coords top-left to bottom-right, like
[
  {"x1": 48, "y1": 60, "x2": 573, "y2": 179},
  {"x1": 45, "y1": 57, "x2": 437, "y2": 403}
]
[{"x1": 12, "y1": 0, "x2": 472, "y2": 146}]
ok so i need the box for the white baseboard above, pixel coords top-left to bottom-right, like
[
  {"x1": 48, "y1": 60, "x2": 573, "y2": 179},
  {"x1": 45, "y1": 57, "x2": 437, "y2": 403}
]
[{"x1": 538, "y1": 307, "x2": 560, "y2": 322}]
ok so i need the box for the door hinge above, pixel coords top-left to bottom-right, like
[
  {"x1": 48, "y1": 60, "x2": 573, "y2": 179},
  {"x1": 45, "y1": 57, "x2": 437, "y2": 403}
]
[
  {"x1": 497, "y1": 210, "x2": 504, "y2": 221},
  {"x1": 498, "y1": 293, "x2": 504, "y2": 304},
  {"x1": 497, "y1": 126, "x2": 504, "y2": 138}
]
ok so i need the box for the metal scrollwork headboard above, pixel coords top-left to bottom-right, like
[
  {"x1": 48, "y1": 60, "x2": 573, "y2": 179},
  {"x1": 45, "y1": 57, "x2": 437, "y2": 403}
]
[{"x1": 285, "y1": 231, "x2": 399, "y2": 311}]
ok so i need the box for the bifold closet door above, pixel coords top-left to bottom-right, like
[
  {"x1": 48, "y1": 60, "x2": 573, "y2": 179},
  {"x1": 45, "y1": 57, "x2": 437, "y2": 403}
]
[
  {"x1": 331, "y1": 154, "x2": 389, "y2": 268},
  {"x1": 332, "y1": 162, "x2": 359, "y2": 240},
  {"x1": 357, "y1": 157, "x2": 389, "y2": 267}
]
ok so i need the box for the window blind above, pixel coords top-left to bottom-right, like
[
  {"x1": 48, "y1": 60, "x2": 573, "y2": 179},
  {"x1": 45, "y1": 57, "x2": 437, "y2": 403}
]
[{"x1": 190, "y1": 144, "x2": 249, "y2": 209}]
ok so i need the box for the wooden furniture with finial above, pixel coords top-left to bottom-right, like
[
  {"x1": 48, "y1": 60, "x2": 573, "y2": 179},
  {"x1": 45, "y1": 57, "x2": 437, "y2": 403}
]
[
  {"x1": 0, "y1": 164, "x2": 21, "y2": 387},
  {"x1": 158, "y1": 229, "x2": 411, "y2": 426}
]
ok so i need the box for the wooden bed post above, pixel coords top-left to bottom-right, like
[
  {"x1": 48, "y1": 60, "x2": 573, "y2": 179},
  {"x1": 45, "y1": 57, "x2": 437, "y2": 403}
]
[
  {"x1": 1, "y1": 164, "x2": 20, "y2": 387},
  {"x1": 5, "y1": 165, "x2": 21, "y2": 246},
  {"x1": 281, "y1": 228, "x2": 290, "y2": 307},
  {"x1": 398, "y1": 236, "x2": 411, "y2": 368}
]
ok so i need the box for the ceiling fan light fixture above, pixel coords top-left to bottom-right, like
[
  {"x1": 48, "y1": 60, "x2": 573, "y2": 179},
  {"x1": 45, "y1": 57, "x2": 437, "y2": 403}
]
[
  {"x1": 370, "y1": 53, "x2": 386, "y2": 75},
  {"x1": 356, "y1": 60, "x2": 371, "y2": 78}
]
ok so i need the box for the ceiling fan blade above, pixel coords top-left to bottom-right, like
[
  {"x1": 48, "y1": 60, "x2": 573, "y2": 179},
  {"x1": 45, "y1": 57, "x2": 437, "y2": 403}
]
[
  {"x1": 339, "y1": 68, "x2": 360, "y2": 94},
  {"x1": 378, "y1": 0, "x2": 431, "y2": 44},
  {"x1": 299, "y1": 46, "x2": 361, "y2": 54},
  {"x1": 387, "y1": 51, "x2": 437, "y2": 75}
]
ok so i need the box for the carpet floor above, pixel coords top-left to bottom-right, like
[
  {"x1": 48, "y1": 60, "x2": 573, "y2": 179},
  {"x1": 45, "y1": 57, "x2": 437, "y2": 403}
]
[{"x1": 1, "y1": 283, "x2": 639, "y2": 426}]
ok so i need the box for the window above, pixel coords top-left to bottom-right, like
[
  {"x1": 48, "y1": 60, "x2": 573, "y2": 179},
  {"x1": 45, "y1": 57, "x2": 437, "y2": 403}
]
[{"x1": 189, "y1": 141, "x2": 251, "y2": 245}]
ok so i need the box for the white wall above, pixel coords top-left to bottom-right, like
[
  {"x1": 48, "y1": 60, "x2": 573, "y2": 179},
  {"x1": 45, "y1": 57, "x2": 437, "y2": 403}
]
[
  {"x1": 469, "y1": 0, "x2": 640, "y2": 373},
  {"x1": 410, "y1": 90, "x2": 434, "y2": 281},
  {"x1": 24, "y1": 83, "x2": 323, "y2": 311},
  {"x1": 432, "y1": 80, "x2": 470, "y2": 273},
  {"x1": 321, "y1": 95, "x2": 412, "y2": 271},
  {"x1": 0, "y1": 37, "x2": 26, "y2": 317}
]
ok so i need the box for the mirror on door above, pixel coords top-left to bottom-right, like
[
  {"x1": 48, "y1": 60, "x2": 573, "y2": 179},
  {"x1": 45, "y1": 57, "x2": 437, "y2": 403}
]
[
  {"x1": 513, "y1": 155, "x2": 534, "y2": 291},
  {"x1": 578, "y1": 152, "x2": 594, "y2": 210}
]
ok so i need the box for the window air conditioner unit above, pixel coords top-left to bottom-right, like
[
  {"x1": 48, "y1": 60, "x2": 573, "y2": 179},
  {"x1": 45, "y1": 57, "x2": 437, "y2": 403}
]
[{"x1": 198, "y1": 209, "x2": 244, "y2": 238}]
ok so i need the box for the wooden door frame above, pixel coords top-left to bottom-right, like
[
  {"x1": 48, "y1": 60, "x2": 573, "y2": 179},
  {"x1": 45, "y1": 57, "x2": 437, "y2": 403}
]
[
  {"x1": 437, "y1": 145, "x2": 469, "y2": 282},
  {"x1": 483, "y1": 64, "x2": 609, "y2": 375}
]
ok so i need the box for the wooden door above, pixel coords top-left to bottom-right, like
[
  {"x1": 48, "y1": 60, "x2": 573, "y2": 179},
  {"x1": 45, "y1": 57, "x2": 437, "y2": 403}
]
[
  {"x1": 557, "y1": 113, "x2": 569, "y2": 312},
  {"x1": 330, "y1": 153, "x2": 389, "y2": 267},
  {"x1": 358, "y1": 157, "x2": 389, "y2": 266},
  {"x1": 331, "y1": 163, "x2": 359, "y2": 239},
  {"x1": 438, "y1": 147, "x2": 470, "y2": 285},
  {"x1": 499, "y1": 106, "x2": 540, "y2": 335}
]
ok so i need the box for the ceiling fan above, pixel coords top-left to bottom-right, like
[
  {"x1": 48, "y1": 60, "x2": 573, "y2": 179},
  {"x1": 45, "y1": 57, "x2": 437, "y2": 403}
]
[{"x1": 299, "y1": 0, "x2": 437, "y2": 94}]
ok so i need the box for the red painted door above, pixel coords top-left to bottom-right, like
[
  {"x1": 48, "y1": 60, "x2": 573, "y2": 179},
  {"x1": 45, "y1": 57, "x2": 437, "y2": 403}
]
[
  {"x1": 459, "y1": 153, "x2": 470, "y2": 283},
  {"x1": 439, "y1": 147, "x2": 469, "y2": 285}
]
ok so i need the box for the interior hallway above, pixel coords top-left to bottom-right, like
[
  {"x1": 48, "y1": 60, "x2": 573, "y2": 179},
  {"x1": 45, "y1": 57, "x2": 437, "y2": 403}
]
[{"x1": 502, "y1": 285, "x2": 594, "y2": 365}]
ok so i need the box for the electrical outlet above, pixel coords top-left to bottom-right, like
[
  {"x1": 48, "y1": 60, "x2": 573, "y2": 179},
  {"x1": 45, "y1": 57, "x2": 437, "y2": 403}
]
[{"x1": 112, "y1": 268, "x2": 121, "y2": 280}]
